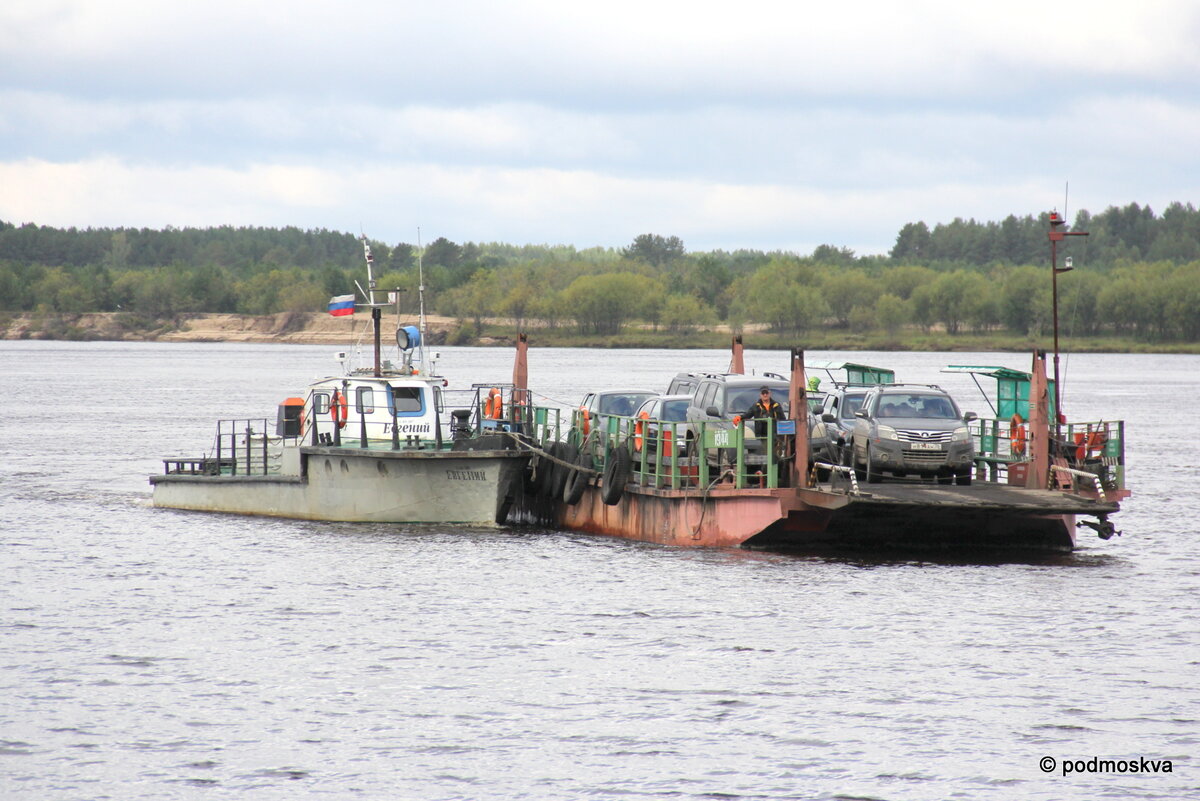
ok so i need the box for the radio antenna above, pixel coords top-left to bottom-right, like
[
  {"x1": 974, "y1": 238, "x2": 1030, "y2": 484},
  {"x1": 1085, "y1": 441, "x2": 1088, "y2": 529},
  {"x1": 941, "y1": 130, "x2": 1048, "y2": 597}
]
[{"x1": 416, "y1": 227, "x2": 428, "y2": 376}]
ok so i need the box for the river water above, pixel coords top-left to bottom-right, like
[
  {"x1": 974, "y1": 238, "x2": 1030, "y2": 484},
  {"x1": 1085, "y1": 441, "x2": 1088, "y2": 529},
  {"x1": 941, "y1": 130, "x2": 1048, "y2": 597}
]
[{"x1": 1, "y1": 341, "x2": 1196, "y2": 800}]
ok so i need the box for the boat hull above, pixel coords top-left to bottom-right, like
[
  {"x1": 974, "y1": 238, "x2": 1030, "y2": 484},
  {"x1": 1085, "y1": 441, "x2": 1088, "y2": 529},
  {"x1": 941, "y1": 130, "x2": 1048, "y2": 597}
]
[
  {"x1": 151, "y1": 447, "x2": 530, "y2": 525},
  {"x1": 557, "y1": 481, "x2": 1120, "y2": 553}
]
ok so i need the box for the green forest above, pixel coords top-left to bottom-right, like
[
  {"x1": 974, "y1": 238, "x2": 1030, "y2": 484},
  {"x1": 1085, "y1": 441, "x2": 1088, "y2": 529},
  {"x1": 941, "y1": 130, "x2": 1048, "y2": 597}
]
[{"x1": 2, "y1": 201, "x2": 1199, "y2": 349}]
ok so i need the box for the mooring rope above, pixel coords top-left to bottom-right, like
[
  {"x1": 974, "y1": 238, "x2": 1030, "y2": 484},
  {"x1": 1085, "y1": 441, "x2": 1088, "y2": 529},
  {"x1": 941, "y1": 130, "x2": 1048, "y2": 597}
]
[{"x1": 498, "y1": 431, "x2": 601, "y2": 477}]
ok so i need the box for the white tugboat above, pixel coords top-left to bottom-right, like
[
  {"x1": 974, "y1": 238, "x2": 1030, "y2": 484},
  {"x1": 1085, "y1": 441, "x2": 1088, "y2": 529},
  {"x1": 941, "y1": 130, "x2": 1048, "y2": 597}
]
[{"x1": 151, "y1": 237, "x2": 553, "y2": 525}]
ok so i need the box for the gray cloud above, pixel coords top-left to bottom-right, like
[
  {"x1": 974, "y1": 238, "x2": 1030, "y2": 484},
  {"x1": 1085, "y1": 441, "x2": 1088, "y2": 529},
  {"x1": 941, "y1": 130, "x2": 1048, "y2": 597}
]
[{"x1": 2, "y1": 0, "x2": 1198, "y2": 253}]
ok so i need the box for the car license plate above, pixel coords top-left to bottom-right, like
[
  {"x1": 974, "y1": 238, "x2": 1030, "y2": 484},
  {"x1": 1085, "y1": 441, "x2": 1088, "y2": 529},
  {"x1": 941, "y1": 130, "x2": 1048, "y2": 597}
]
[{"x1": 911, "y1": 442, "x2": 943, "y2": 451}]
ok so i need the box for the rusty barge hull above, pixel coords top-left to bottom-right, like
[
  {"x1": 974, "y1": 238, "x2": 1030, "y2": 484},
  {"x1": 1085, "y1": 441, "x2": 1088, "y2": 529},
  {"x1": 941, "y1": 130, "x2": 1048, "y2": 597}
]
[{"x1": 557, "y1": 481, "x2": 1123, "y2": 553}]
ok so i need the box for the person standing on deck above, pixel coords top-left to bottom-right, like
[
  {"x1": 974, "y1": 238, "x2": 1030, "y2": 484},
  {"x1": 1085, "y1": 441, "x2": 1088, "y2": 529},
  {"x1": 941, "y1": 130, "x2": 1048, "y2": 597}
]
[{"x1": 744, "y1": 386, "x2": 785, "y2": 438}]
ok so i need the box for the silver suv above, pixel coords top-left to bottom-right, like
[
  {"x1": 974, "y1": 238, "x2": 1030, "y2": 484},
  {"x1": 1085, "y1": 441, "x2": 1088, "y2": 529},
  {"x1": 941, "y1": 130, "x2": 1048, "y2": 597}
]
[{"x1": 850, "y1": 384, "x2": 977, "y2": 484}]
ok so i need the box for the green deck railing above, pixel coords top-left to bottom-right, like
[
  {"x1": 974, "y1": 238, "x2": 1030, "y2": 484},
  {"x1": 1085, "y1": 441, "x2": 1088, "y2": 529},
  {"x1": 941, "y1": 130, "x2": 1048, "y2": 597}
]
[
  {"x1": 969, "y1": 416, "x2": 1126, "y2": 490},
  {"x1": 567, "y1": 411, "x2": 796, "y2": 491}
]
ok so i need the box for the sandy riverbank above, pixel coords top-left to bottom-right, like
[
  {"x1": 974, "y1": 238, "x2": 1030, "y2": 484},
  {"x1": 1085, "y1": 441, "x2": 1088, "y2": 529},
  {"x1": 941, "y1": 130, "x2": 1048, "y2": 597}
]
[{"x1": 0, "y1": 312, "x2": 463, "y2": 345}]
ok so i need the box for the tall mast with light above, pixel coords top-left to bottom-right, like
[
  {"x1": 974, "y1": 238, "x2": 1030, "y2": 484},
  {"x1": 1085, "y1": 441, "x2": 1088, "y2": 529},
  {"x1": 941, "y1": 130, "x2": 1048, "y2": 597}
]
[{"x1": 1047, "y1": 210, "x2": 1088, "y2": 431}]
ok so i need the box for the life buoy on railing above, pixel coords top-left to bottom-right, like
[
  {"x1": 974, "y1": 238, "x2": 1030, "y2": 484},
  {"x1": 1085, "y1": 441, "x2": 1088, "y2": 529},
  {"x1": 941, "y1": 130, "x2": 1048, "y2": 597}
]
[
  {"x1": 485, "y1": 387, "x2": 503, "y2": 420},
  {"x1": 331, "y1": 389, "x2": 348, "y2": 429},
  {"x1": 579, "y1": 406, "x2": 591, "y2": 435},
  {"x1": 1009, "y1": 413, "x2": 1027, "y2": 456},
  {"x1": 633, "y1": 410, "x2": 650, "y2": 452}
]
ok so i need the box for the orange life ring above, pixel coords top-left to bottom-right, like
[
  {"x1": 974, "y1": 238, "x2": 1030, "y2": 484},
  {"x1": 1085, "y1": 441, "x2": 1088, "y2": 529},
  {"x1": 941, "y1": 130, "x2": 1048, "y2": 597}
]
[
  {"x1": 485, "y1": 387, "x2": 503, "y2": 420},
  {"x1": 579, "y1": 406, "x2": 591, "y2": 435},
  {"x1": 1009, "y1": 414, "x2": 1027, "y2": 456},
  {"x1": 331, "y1": 389, "x2": 348, "y2": 429},
  {"x1": 633, "y1": 410, "x2": 650, "y2": 451}
]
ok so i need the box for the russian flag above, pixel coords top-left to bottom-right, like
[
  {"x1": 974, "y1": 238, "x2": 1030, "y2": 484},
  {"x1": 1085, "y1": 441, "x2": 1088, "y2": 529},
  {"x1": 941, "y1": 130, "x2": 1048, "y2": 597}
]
[{"x1": 327, "y1": 294, "x2": 356, "y2": 317}]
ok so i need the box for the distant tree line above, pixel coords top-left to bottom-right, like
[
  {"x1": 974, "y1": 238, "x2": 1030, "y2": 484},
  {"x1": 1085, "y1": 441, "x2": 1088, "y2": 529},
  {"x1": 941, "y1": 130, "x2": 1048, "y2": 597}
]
[
  {"x1": 2, "y1": 201, "x2": 1199, "y2": 343},
  {"x1": 890, "y1": 202, "x2": 1200, "y2": 265}
]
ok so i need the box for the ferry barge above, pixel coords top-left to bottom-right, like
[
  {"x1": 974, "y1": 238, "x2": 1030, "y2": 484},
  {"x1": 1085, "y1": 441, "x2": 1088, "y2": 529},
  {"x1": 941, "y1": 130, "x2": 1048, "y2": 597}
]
[
  {"x1": 547, "y1": 212, "x2": 1128, "y2": 553},
  {"x1": 552, "y1": 347, "x2": 1127, "y2": 552}
]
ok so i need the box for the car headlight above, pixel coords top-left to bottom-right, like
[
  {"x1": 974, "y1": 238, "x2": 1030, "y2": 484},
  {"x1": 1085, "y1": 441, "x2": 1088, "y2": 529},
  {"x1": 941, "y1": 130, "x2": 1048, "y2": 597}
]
[
  {"x1": 876, "y1": 425, "x2": 898, "y2": 440},
  {"x1": 952, "y1": 426, "x2": 970, "y2": 442}
]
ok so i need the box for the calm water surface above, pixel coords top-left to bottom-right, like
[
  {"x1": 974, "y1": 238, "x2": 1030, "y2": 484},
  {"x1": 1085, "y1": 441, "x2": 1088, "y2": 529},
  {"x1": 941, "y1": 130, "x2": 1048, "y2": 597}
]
[{"x1": 1, "y1": 341, "x2": 1196, "y2": 800}]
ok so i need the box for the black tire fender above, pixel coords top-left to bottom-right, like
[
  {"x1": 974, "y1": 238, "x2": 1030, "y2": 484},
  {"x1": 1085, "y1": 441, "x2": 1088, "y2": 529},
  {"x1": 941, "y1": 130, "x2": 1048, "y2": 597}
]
[
  {"x1": 549, "y1": 442, "x2": 575, "y2": 500},
  {"x1": 562, "y1": 449, "x2": 592, "y2": 505},
  {"x1": 535, "y1": 441, "x2": 567, "y2": 497},
  {"x1": 600, "y1": 446, "x2": 633, "y2": 505}
]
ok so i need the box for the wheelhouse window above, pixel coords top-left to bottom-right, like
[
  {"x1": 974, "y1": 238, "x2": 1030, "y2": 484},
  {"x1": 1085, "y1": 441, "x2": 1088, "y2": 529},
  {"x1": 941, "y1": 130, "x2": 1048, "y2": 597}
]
[
  {"x1": 391, "y1": 386, "x2": 424, "y2": 415},
  {"x1": 313, "y1": 392, "x2": 330, "y2": 414},
  {"x1": 356, "y1": 386, "x2": 375, "y2": 414}
]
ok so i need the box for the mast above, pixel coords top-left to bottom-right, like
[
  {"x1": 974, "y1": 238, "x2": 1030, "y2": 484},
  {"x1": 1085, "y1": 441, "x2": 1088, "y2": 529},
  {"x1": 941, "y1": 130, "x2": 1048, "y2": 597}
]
[
  {"x1": 416, "y1": 228, "x2": 429, "y2": 376},
  {"x1": 361, "y1": 235, "x2": 383, "y2": 377},
  {"x1": 1047, "y1": 210, "x2": 1088, "y2": 433},
  {"x1": 788, "y1": 348, "x2": 809, "y2": 489},
  {"x1": 729, "y1": 335, "x2": 745, "y2": 374}
]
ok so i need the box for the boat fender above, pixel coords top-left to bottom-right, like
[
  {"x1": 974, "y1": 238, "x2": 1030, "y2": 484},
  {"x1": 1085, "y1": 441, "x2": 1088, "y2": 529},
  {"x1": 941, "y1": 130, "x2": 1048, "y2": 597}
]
[
  {"x1": 331, "y1": 389, "x2": 349, "y2": 429},
  {"x1": 532, "y1": 444, "x2": 561, "y2": 496},
  {"x1": 540, "y1": 441, "x2": 571, "y2": 496},
  {"x1": 1009, "y1": 413, "x2": 1026, "y2": 456},
  {"x1": 562, "y1": 449, "x2": 591, "y2": 506},
  {"x1": 633, "y1": 411, "x2": 650, "y2": 452},
  {"x1": 600, "y1": 447, "x2": 632, "y2": 505},
  {"x1": 548, "y1": 442, "x2": 574, "y2": 500}
]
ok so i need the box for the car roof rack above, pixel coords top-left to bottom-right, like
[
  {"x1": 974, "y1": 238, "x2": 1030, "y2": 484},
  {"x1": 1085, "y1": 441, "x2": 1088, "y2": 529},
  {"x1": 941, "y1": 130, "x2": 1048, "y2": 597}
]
[{"x1": 871, "y1": 382, "x2": 947, "y2": 392}]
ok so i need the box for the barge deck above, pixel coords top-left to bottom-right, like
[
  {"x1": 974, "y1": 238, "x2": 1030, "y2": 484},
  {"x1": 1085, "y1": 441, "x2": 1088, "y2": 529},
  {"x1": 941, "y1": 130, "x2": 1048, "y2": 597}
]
[{"x1": 548, "y1": 346, "x2": 1127, "y2": 554}]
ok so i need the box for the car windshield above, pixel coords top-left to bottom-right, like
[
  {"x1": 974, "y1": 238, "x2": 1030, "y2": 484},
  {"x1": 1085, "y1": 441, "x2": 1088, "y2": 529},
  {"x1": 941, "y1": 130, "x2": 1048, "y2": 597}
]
[
  {"x1": 724, "y1": 387, "x2": 789, "y2": 416},
  {"x1": 599, "y1": 393, "x2": 653, "y2": 416},
  {"x1": 877, "y1": 393, "x2": 957, "y2": 419}
]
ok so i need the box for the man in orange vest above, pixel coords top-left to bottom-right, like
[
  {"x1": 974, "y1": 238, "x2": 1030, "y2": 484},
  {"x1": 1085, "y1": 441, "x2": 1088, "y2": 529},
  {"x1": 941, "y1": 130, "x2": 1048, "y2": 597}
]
[{"x1": 744, "y1": 386, "x2": 785, "y2": 438}]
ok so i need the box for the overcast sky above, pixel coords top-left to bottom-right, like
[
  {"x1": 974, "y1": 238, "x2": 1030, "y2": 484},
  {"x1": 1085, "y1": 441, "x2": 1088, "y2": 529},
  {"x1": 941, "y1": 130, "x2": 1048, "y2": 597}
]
[{"x1": 2, "y1": 1, "x2": 1197, "y2": 255}]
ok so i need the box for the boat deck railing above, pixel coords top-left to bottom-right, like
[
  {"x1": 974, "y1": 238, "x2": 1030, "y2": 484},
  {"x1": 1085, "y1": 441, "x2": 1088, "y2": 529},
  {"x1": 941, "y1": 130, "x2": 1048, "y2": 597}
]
[
  {"x1": 161, "y1": 418, "x2": 278, "y2": 477},
  {"x1": 565, "y1": 410, "x2": 1128, "y2": 497},
  {"x1": 969, "y1": 416, "x2": 1126, "y2": 492},
  {"x1": 161, "y1": 384, "x2": 564, "y2": 478},
  {"x1": 298, "y1": 385, "x2": 562, "y2": 453},
  {"x1": 569, "y1": 410, "x2": 799, "y2": 491}
]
